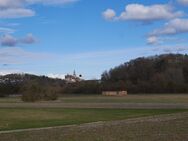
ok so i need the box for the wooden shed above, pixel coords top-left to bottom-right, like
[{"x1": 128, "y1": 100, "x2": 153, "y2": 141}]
[{"x1": 102, "y1": 91, "x2": 128, "y2": 96}]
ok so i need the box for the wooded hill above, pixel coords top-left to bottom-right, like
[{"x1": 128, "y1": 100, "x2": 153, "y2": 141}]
[
  {"x1": 101, "y1": 54, "x2": 188, "y2": 93},
  {"x1": 0, "y1": 74, "x2": 65, "y2": 98},
  {"x1": 1, "y1": 54, "x2": 188, "y2": 98},
  {"x1": 0, "y1": 73, "x2": 100, "y2": 98}
]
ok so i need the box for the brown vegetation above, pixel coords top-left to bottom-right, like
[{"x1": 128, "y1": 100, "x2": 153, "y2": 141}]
[
  {"x1": 21, "y1": 80, "x2": 58, "y2": 102},
  {"x1": 102, "y1": 54, "x2": 188, "y2": 93}
]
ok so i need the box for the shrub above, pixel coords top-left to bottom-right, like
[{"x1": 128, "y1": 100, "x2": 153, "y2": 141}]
[
  {"x1": 0, "y1": 83, "x2": 20, "y2": 97},
  {"x1": 21, "y1": 80, "x2": 58, "y2": 102},
  {"x1": 22, "y1": 92, "x2": 41, "y2": 102}
]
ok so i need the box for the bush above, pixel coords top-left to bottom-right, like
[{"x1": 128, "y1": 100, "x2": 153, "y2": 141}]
[
  {"x1": 0, "y1": 92, "x2": 6, "y2": 98},
  {"x1": 0, "y1": 83, "x2": 20, "y2": 97},
  {"x1": 21, "y1": 81, "x2": 58, "y2": 102},
  {"x1": 44, "y1": 88, "x2": 58, "y2": 101},
  {"x1": 22, "y1": 90, "x2": 58, "y2": 102},
  {"x1": 22, "y1": 92, "x2": 41, "y2": 102}
]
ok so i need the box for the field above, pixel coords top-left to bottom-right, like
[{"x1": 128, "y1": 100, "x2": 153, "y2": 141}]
[
  {"x1": 1, "y1": 94, "x2": 188, "y2": 104},
  {"x1": 0, "y1": 112, "x2": 187, "y2": 141},
  {"x1": 0, "y1": 94, "x2": 188, "y2": 141},
  {"x1": 0, "y1": 94, "x2": 188, "y2": 109},
  {"x1": 0, "y1": 108, "x2": 187, "y2": 131}
]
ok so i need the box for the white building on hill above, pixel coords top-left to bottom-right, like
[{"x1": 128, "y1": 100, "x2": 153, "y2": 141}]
[{"x1": 65, "y1": 71, "x2": 83, "y2": 83}]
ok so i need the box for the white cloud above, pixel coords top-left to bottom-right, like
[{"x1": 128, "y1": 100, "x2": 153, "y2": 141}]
[
  {"x1": 102, "y1": 9, "x2": 116, "y2": 20},
  {"x1": 0, "y1": 0, "x2": 35, "y2": 18},
  {"x1": 177, "y1": 0, "x2": 188, "y2": 5},
  {"x1": 0, "y1": 47, "x2": 52, "y2": 65},
  {"x1": 0, "y1": 27, "x2": 15, "y2": 34},
  {"x1": 0, "y1": 0, "x2": 23, "y2": 8},
  {"x1": 147, "y1": 36, "x2": 158, "y2": 45},
  {"x1": 0, "y1": 0, "x2": 78, "y2": 19},
  {"x1": 0, "y1": 8, "x2": 35, "y2": 19},
  {"x1": 20, "y1": 33, "x2": 37, "y2": 44},
  {"x1": 1, "y1": 34, "x2": 17, "y2": 47},
  {"x1": 103, "y1": 4, "x2": 183, "y2": 22},
  {"x1": 151, "y1": 18, "x2": 188, "y2": 36},
  {"x1": 153, "y1": 45, "x2": 188, "y2": 53},
  {"x1": 0, "y1": 34, "x2": 37, "y2": 47},
  {"x1": 147, "y1": 19, "x2": 188, "y2": 45},
  {"x1": 26, "y1": 0, "x2": 79, "y2": 5}
]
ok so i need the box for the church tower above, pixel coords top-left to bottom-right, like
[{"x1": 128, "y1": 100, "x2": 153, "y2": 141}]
[{"x1": 73, "y1": 70, "x2": 76, "y2": 77}]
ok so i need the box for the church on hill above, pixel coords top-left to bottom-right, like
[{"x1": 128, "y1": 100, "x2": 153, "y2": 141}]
[{"x1": 65, "y1": 70, "x2": 83, "y2": 83}]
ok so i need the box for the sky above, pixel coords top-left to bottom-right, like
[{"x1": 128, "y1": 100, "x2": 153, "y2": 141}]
[{"x1": 0, "y1": 0, "x2": 188, "y2": 79}]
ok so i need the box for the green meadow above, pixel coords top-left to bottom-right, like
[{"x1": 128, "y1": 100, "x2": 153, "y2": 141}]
[{"x1": 0, "y1": 108, "x2": 187, "y2": 131}]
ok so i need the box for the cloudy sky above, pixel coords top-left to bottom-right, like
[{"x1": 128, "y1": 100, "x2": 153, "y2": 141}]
[{"x1": 0, "y1": 0, "x2": 188, "y2": 79}]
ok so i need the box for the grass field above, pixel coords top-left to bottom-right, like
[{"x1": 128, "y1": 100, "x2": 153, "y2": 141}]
[
  {"x1": 0, "y1": 108, "x2": 187, "y2": 131},
  {"x1": 0, "y1": 94, "x2": 187, "y2": 140},
  {"x1": 0, "y1": 94, "x2": 188, "y2": 109},
  {"x1": 1, "y1": 94, "x2": 188, "y2": 104},
  {"x1": 0, "y1": 112, "x2": 188, "y2": 141},
  {"x1": 58, "y1": 94, "x2": 188, "y2": 104}
]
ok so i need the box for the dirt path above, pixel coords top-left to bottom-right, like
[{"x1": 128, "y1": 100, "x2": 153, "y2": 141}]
[{"x1": 0, "y1": 102, "x2": 188, "y2": 109}]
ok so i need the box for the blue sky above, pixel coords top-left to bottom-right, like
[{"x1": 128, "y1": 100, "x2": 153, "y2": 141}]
[{"x1": 0, "y1": 0, "x2": 188, "y2": 79}]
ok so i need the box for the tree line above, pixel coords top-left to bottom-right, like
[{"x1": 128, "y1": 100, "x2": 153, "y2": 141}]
[{"x1": 101, "y1": 54, "x2": 188, "y2": 93}]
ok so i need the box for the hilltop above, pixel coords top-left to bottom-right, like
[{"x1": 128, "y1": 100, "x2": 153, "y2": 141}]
[{"x1": 102, "y1": 54, "x2": 188, "y2": 93}]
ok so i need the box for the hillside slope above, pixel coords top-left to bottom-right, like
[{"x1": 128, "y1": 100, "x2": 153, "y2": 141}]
[{"x1": 101, "y1": 54, "x2": 188, "y2": 93}]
